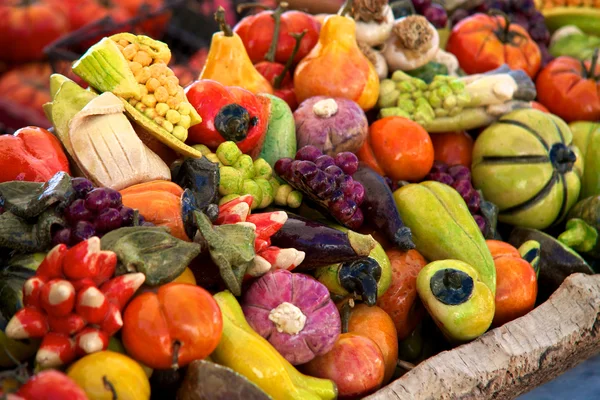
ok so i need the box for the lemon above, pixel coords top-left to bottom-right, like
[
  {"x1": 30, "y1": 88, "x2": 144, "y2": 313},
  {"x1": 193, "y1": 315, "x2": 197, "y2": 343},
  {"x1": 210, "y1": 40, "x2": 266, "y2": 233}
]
[{"x1": 67, "y1": 350, "x2": 150, "y2": 400}]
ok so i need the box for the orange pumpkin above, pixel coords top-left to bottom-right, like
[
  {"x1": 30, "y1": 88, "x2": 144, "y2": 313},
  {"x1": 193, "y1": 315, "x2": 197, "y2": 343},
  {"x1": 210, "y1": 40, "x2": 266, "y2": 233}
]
[
  {"x1": 120, "y1": 181, "x2": 191, "y2": 242},
  {"x1": 446, "y1": 13, "x2": 541, "y2": 78},
  {"x1": 486, "y1": 240, "x2": 537, "y2": 327},
  {"x1": 376, "y1": 249, "x2": 428, "y2": 341},
  {"x1": 357, "y1": 117, "x2": 434, "y2": 182}
]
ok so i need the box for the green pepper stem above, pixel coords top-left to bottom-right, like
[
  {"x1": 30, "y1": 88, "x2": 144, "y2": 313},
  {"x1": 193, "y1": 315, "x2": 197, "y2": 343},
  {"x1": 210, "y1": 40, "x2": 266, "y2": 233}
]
[
  {"x1": 558, "y1": 218, "x2": 598, "y2": 253},
  {"x1": 265, "y1": 2, "x2": 289, "y2": 63},
  {"x1": 488, "y1": 9, "x2": 512, "y2": 42},
  {"x1": 273, "y1": 30, "x2": 307, "y2": 89},
  {"x1": 171, "y1": 340, "x2": 181, "y2": 370},
  {"x1": 585, "y1": 48, "x2": 600, "y2": 80},
  {"x1": 215, "y1": 7, "x2": 233, "y2": 37},
  {"x1": 338, "y1": 0, "x2": 354, "y2": 17}
]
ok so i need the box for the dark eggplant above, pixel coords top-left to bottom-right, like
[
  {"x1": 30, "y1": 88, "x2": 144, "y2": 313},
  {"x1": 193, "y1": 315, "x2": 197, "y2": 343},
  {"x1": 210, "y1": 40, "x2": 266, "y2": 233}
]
[
  {"x1": 353, "y1": 164, "x2": 414, "y2": 250},
  {"x1": 270, "y1": 212, "x2": 377, "y2": 270}
]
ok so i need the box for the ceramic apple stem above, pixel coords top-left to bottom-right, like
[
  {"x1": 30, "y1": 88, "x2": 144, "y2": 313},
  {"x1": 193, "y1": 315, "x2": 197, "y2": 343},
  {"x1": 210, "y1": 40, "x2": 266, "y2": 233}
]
[
  {"x1": 274, "y1": 30, "x2": 307, "y2": 89},
  {"x1": 265, "y1": 2, "x2": 289, "y2": 63}
]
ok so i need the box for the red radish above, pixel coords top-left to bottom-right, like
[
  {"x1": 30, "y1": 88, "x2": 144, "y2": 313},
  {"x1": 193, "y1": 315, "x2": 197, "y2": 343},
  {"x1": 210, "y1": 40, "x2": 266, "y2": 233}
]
[
  {"x1": 36, "y1": 332, "x2": 76, "y2": 368},
  {"x1": 36, "y1": 244, "x2": 67, "y2": 280},
  {"x1": 75, "y1": 286, "x2": 109, "y2": 324},
  {"x1": 247, "y1": 255, "x2": 273, "y2": 278},
  {"x1": 70, "y1": 278, "x2": 95, "y2": 292},
  {"x1": 22, "y1": 277, "x2": 44, "y2": 309},
  {"x1": 39, "y1": 279, "x2": 76, "y2": 317},
  {"x1": 100, "y1": 272, "x2": 145, "y2": 310},
  {"x1": 302, "y1": 333, "x2": 385, "y2": 398},
  {"x1": 5, "y1": 307, "x2": 48, "y2": 339},
  {"x1": 258, "y1": 246, "x2": 305, "y2": 271},
  {"x1": 100, "y1": 303, "x2": 123, "y2": 336},
  {"x1": 254, "y1": 238, "x2": 271, "y2": 253},
  {"x1": 215, "y1": 201, "x2": 250, "y2": 225},
  {"x1": 243, "y1": 270, "x2": 340, "y2": 365},
  {"x1": 17, "y1": 369, "x2": 88, "y2": 400},
  {"x1": 75, "y1": 327, "x2": 109, "y2": 356},
  {"x1": 246, "y1": 211, "x2": 288, "y2": 240},
  {"x1": 47, "y1": 313, "x2": 86, "y2": 336}
]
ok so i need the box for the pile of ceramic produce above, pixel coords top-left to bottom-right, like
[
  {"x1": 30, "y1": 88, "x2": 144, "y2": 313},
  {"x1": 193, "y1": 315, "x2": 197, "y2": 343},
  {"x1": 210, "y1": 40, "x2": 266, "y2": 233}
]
[{"x1": 1, "y1": 1, "x2": 599, "y2": 399}]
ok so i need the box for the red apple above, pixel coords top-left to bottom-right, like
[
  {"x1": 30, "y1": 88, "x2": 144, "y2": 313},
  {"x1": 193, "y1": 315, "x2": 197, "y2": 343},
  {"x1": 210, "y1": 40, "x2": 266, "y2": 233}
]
[
  {"x1": 17, "y1": 370, "x2": 88, "y2": 400},
  {"x1": 302, "y1": 332, "x2": 385, "y2": 399}
]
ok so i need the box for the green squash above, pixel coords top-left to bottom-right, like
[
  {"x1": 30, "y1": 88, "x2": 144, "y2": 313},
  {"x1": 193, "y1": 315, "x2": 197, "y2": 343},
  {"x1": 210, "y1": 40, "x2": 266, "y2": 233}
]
[
  {"x1": 472, "y1": 109, "x2": 583, "y2": 229},
  {"x1": 570, "y1": 121, "x2": 600, "y2": 199}
]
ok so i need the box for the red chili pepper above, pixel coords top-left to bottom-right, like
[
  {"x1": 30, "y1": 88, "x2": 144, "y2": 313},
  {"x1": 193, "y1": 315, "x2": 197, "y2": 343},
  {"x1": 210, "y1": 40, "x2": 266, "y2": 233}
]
[
  {"x1": 185, "y1": 80, "x2": 270, "y2": 158},
  {"x1": 47, "y1": 313, "x2": 86, "y2": 336},
  {"x1": 75, "y1": 327, "x2": 109, "y2": 356},
  {"x1": 100, "y1": 272, "x2": 146, "y2": 311},
  {"x1": 39, "y1": 279, "x2": 76, "y2": 317},
  {"x1": 254, "y1": 237, "x2": 271, "y2": 253},
  {"x1": 75, "y1": 286, "x2": 109, "y2": 324},
  {"x1": 258, "y1": 246, "x2": 305, "y2": 271},
  {"x1": 0, "y1": 126, "x2": 71, "y2": 183},
  {"x1": 246, "y1": 211, "x2": 287, "y2": 240},
  {"x1": 5, "y1": 306, "x2": 48, "y2": 339},
  {"x1": 22, "y1": 277, "x2": 44, "y2": 309}
]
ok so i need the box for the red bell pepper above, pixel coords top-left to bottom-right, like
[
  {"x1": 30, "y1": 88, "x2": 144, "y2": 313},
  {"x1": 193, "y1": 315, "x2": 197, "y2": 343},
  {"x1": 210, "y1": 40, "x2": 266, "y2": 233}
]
[
  {"x1": 0, "y1": 126, "x2": 70, "y2": 183},
  {"x1": 185, "y1": 80, "x2": 270, "y2": 158}
]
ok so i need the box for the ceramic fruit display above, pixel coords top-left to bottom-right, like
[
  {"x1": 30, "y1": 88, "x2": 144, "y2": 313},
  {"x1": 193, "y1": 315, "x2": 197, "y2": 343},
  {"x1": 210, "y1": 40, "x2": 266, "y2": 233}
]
[{"x1": 0, "y1": 0, "x2": 598, "y2": 399}]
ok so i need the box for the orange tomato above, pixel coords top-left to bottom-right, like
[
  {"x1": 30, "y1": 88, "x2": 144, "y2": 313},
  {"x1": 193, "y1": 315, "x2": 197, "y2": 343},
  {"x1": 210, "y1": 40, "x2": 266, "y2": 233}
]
[
  {"x1": 447, "y1": 13, "x2": 541, "y2": 78},
  {"x1": 357, "y1": 117, "x2": 434, "y2": 182},
  {"x1": 122, "y1": 283, "x2": 223, "y2": 370},
  {"x1": 346, "y1": 304, "x2": 398, "y2": 384},
  {"x1": 430, "y1": 131, "x2": 473, "y2": 167},
  {"x1": 377, "y1": 249, "x2": 428, "y2": 341},
  {"x1": 486, "y1": 240, "x2": 537, "y2": 327}
]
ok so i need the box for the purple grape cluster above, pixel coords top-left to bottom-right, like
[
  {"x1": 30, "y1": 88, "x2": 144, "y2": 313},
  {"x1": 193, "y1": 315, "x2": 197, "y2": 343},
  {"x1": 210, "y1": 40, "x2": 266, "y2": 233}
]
[
  {"x1": 426, "y1": 161, "x2": 486, "y2": 233},
  {"x1": 450, "y1": 0, "x2": 553, "y2": 66},
  {"x1": 274, "y1": 146, "x2": 365, "y2": 229},
  {"x1": 412, "y1": 0, "x2": 448, "y2": 28},
  {"x1": 52, "y1": 177, "x2": 151, "y2": 247}
]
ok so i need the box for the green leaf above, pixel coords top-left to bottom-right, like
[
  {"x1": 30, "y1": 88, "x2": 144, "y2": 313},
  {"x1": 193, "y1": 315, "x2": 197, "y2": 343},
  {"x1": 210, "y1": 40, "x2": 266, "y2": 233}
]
[
  {"x1": 194, "y1": 211, "x2": 255, "y2": 297},
  {"x1": 0, "y1": 253, "x2": 44, "y2": 326},
  {"x1": 0, "y1": 172, "x2": 74, "y2": 218},
  {"x1": 0, "y1": 209, "x2": 65, "y2": 253},
  {"x1": 101, "y1": 227, "x2": 202, "y2": 286}
]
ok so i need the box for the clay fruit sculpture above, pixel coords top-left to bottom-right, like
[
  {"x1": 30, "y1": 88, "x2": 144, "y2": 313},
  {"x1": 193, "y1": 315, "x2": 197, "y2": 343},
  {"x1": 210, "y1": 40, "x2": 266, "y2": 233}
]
[
  {"x1": 242, "y1": 269, "x2": 341, "y2": 365},
  {"x1": 472, "y1": 108, "x2": 583, "y2": 229},
  {"x1": 416, "y1": 260, "x2": 495, "y2": 342},
  {"x1": 293, "y1": 10, "x2": 379, "y2": 111},
  {"x1": 4, "y1": 238, "x2": 145, "y2": 368}
]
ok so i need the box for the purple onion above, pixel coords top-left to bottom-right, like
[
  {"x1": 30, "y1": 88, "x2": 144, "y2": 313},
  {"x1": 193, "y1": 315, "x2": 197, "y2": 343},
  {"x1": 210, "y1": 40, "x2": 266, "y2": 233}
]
[
  {"x1": 95, "y1": 208, "x2": 122, "y2": 233},
  {"x1": 65, "y1": 199, "x2": 94, "y2": 224},
  {"x1": 473, "y1": 214, "x2": 486, "y2": 233},
  {"x1": 448, "y1": 165, "x2": 471, "y2": 181},
  {"x1": 243, "y1": 270, "x2": 341, "y2": 365},
  {"x1": 274, "y1": 158, "x2": 294, "y2": 177},
  {"x1": 315, "y1": 155, "x2": 336, "y2": 171},
  {"x1": 85, "y1": 188, "x2": 110, "y2": 212},
  {"x1": 295, "y1": 145, "x2": 323, "y2": 162},
  {"x1": 427, "y1": 172, "x2": 454, "y2": 185},
  {"x1": 452, "y1": 179, "x2": 473, "y2": 200},
  {"x1": 71, "y1": 221, "x2": 95, "y2": 244},
  {"x1": 334, "y1": 152, "x2": 359, "y2": 176}
]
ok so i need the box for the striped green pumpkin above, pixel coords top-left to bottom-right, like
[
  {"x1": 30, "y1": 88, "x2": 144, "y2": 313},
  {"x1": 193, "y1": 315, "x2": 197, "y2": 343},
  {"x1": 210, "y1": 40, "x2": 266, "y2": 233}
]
[{"x1": 472, "y1": 109, "x2": 583, "y2": 229}]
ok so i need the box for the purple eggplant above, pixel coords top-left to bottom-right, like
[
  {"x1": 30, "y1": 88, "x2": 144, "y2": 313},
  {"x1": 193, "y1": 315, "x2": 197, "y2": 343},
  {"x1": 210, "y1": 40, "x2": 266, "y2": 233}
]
[
  {"x1": 353, "y1": 163, "x2": 415, "y2": 250},
  {"x1": 270, "y1": 213, "x2": 377, "y2": 270}
]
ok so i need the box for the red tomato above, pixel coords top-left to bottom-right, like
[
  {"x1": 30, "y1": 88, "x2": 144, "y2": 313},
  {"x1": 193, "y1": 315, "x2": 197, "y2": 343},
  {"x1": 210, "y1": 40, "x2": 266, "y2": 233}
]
[
  {"x1": 233, "y1": 10, "x2": 320, "y2": 64},
  {"x1": 536, "y1": 54, "x2": 600, "y2": 122},
  {"x1": 122, "y1": 283, "x2": 223, "y2": 370},
  {"x1": 0, "y1": 0, "x2": 70, "y2": 63},
  {"x1": 446, "y1": 13, "x2": 541, "y2": 78},
  {"x1": 254, "y1": 61, "x2": 298, "y2": 110}
]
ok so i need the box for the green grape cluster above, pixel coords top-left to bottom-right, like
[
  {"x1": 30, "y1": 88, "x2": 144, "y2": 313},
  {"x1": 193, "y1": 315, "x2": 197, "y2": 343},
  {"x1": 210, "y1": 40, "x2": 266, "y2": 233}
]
[
  {"x1": 195, "y1": 142, "x2": 302, "y2": 210},
  {"x1": 377, "y1": 71, "x2": 472, "y2": 125}
]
